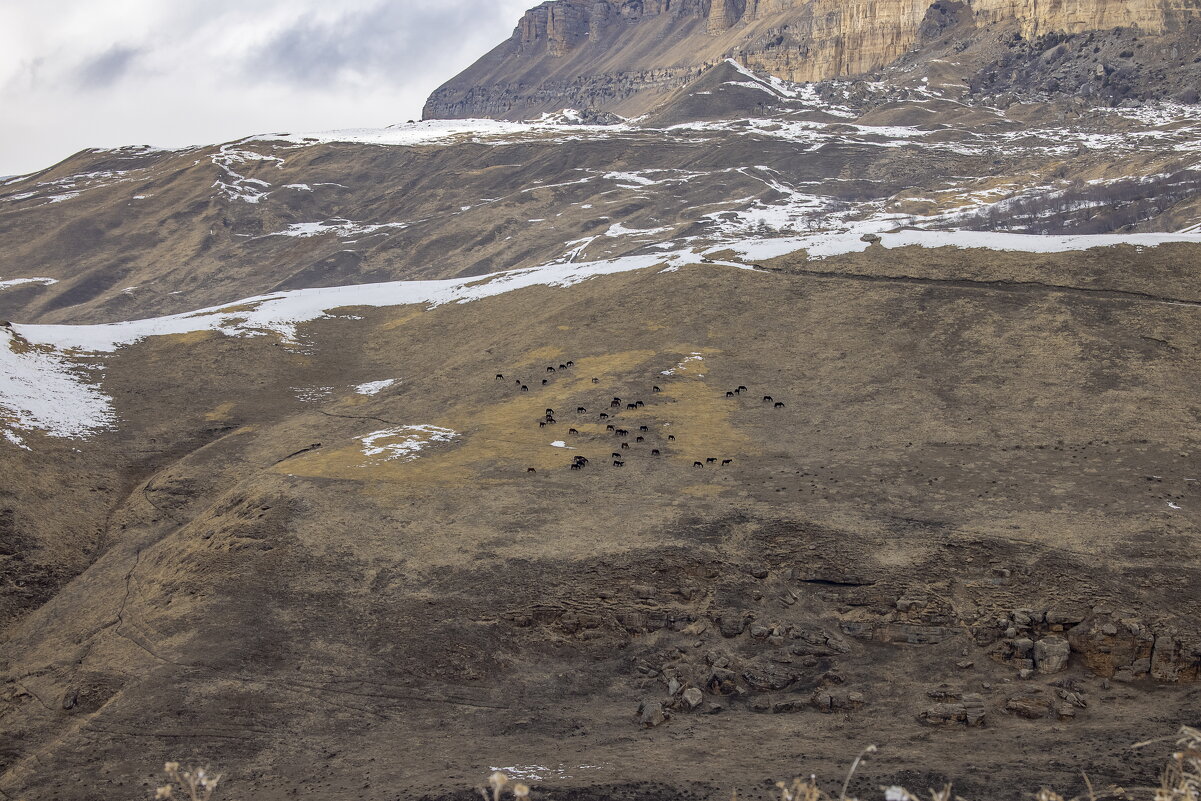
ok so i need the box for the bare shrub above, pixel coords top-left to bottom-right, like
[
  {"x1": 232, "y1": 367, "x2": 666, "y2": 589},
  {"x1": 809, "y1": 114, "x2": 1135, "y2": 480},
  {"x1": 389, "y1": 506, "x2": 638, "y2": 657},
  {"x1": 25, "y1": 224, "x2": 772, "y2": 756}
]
[{"x1": 154, "y1": 762, "x2": 222, "y2": 801}]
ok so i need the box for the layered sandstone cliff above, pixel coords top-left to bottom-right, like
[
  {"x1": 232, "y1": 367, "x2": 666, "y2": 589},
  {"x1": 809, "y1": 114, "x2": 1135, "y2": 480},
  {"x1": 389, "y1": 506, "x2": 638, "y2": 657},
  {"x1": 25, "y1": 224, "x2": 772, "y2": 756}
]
[{"x1": 423, "y1": 0, "x2": 1201, "y2": 120}]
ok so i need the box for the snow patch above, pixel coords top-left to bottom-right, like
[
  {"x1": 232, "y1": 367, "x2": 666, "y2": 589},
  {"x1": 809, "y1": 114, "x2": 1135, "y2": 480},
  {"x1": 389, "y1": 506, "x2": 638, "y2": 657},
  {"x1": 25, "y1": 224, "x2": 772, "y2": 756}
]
[
  {"x1": 3, "y1": 430, "x2": 30, "y2": 450},
  {"x1": 359, "y1": 425, "x2": 457, "y2": 463},
  {"x1": 0, "y1": 277, "x2": 57, "y2": 290},
  {"x1": 606, "y1": 222, "x2": 671, "y2": 238},
  {"x1": 212, "y1": 144, "x2": 283, "y2": 204},
  {"x1": 661, "y1": 353, "x2": 704, "y2": 376},
  {"x1": 354, "y1": 379, "x2": 397, "y2": 395},
  {"x1": 269, "y1": 220, "x2": 409, "y2": 239},
  {"x1": 489, "y1": 765, "x2": 603, "y2": 782},
  {"x1": 0, "y1": 328, "x2": 116, "y2": 441},
  {"x1": 293, "y1": 386, "x2": 333, "y2": 403}
]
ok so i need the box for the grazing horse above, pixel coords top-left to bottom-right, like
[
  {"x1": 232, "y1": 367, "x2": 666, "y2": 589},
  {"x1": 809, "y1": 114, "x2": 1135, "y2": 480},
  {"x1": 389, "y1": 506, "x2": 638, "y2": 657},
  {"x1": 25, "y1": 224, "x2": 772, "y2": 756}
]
[
  {"x1": 613, "y1": 460, "x2": 625, "y2": 467},
  {"x1": 636, "y1": 436, "x2": 644, "y2": 443},
  {"x1": 547, "y1": 366, "x2": 557, "y2": 373},
  {"x1": 542, "y1": 379, "x2": 549, "y2": 385},
  {"x1": 621, "y1": 442, "x2": 630, "y2": 450},
  {"x1": 738, "y1": 386, "x2": 748, "y2": 392},
  {"x1": 566, "y1": 361, "x2": 574, "y2": 367},
  {"x1": 569, "y1": 428, "x2": 579, "y2": 435},
  {"x1": 775, "y1": 402, "x2": 785, "y2": 408},
  {"x1": 559, "y1": 364, "x2": 567, "y2": 370},
  {"x1": 693, "y1": 462, "x2": 704, "y2": 468},
  {"x1": 515, "y1": 379, "x2": 522, "y2": 385},
  {"x1": 607, "y1": 424, "x2": 616, "y2": 432},
  {"x1": 599, "y1": 413, "x2": 609, "y2": 420},
  {"x1": 616, "y1": 429, "x2": 629, "y2": 437},
  {"x1": 726, "y1": 391, "x2": 735, "y2": 398},
  {"x1": 527, "y1": 468, "x2": 537, "y2": 473},
  {"x1": 707, "y1": 458, "x2": 718, "y2": 464},
  {"x1": 570, "y1": 463, "x2": 583, "y2": 470},
  {"x1": 611, "y1": 400, "x2": 621, "y2": 408},
  {"x1": 592, "y1": 378, "x2": 600, "y2": 383},
  {"x1": 612, "y1": 453, "x2": 622, "y2": 459},
  {"x1": 495, "y1": 374, "x2": 504, "y2": 380},
  {"x1": 577, "y1": 407, "x2": 587, "y2": 414},
  {"x1": 668, "y1": 435, "x2": 676, "y2": 441},
  {"x1": 639, "y1": 426, "x2": 649, "y2": 432},
  {"x1": 627, "y1": 403, "x2": 638, "y2": 410},
  {"x1": 546, "y1": 409, "x2": 555, "y2": 415},
  {"x1": 539, "y1": 422, "x2": 546, "y2": 428},
  {"x1": 652, "y1": 386, "x2": 661, "y2": 393},
  {"x1": 763, "y1": 396, "x2": 773, "y2": 402},
  {"x1": 521, "y1": 385, "x2": 529, "y2": 392},
  {"x1": 722, "y1": 459, "x2": 733, "y2": 466},
  {"x1": 651, "y1": 449, "x2": 661, "y2": 456},
  {"x1": 574, "y1": 456, "x2": 589, "y2": 466},
  {"x1": 636, "y1": 401, "x2": 645, "y2": 408}
]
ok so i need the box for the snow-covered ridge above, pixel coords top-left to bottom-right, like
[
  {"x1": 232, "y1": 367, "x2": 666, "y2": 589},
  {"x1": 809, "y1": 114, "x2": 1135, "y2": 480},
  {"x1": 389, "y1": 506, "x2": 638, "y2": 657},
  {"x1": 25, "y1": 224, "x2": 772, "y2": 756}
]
[
  {"x1": 14, "y1": 250, "x2": 703, "y2": 355},
  {"x1": 251, "y1": 117, "x2": 630, "y2": 149},
  {"x1": 728, "y1": 229, "x2": 1201, "y2": 261}
]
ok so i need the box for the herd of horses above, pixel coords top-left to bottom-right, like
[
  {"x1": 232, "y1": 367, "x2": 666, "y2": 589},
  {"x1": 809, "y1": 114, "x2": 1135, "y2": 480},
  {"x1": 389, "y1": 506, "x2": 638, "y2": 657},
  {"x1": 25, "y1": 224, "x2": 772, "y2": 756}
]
[{"x1": 494, "y1": 360, "x2": 785, "y2": 474}]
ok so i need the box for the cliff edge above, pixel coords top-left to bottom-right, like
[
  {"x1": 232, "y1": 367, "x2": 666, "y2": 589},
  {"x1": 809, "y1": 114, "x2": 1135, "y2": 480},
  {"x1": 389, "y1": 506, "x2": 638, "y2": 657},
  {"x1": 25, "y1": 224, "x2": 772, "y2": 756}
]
[{"x1": 423, "y1": 0, "x2": 1201, "y2": 120}]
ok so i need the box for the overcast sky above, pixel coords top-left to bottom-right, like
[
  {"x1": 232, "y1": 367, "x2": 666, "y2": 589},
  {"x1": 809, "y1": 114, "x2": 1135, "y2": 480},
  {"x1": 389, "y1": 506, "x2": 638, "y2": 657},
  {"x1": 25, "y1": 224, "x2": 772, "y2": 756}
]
[{"x1": 0, "y1": 0, "x2": 532, "y2": 176}]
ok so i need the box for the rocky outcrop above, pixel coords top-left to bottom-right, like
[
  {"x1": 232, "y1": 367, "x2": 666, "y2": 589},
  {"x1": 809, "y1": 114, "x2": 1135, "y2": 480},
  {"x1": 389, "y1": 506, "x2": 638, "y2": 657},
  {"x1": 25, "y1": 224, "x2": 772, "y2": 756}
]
[{"x1": 423, "y1": 0, "x2": 1201, "y2": 120}]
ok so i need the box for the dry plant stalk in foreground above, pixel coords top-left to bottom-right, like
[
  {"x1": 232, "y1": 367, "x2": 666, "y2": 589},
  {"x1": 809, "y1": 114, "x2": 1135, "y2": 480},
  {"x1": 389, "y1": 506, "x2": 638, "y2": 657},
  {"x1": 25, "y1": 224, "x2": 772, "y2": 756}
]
[
  {"x1": 142, "y1": 726, "x2": 1201, "y2": 801},
  {"x1": 154, "y1": 762, "x2": 222, "y2": 801}
]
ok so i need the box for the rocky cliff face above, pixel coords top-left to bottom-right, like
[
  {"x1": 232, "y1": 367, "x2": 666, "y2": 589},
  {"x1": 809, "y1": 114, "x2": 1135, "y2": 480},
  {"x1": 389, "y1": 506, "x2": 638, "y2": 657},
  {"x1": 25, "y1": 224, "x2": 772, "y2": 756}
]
[{"x1": 423, "y1": 0, "x2": 1201, "y2": 120}]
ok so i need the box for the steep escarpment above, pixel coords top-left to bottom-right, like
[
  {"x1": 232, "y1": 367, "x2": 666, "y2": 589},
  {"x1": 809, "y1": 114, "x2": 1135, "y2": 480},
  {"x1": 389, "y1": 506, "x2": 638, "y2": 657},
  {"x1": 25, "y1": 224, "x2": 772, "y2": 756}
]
[{"x1": 422, "y1": 0, "x2": 1201, "y2": 120}]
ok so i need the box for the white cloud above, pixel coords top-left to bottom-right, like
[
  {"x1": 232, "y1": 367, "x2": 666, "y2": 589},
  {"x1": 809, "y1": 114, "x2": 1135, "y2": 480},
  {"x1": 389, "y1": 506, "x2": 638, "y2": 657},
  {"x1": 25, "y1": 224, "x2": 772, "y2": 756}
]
[{"x1": 0, "y1": 0, "x2": 533, "y2": 175}]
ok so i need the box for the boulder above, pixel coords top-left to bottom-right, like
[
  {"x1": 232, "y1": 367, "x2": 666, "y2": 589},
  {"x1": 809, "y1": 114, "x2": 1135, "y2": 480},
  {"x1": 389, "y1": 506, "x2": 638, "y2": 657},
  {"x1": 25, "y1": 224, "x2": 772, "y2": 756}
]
[
  {"x1": 637, "y1": 699, "x2": 667, "y2": 727},
  {"x1": 1034, "y1": 636, "x2": 1071, "y2": 674},
  {"x1": 719, "y1": 614, "x2": 746, "y2": 638}
]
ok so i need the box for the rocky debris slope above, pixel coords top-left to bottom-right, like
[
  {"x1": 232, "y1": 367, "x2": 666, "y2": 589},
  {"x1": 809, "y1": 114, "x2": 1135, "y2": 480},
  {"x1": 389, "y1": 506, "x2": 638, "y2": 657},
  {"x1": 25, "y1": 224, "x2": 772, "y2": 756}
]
[{"x1": 423, "y1": 0, "x2": 1201, "y2": 120}]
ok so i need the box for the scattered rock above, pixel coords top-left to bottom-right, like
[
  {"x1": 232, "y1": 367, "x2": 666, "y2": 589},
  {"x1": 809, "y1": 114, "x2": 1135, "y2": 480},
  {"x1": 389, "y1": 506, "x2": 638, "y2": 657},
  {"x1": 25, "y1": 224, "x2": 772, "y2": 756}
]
[
  {"x1": 1005, "y1": 692, "x2": 1051, "y2": 719},
  {"x1": 919, "y1": 691, "x2": 984, "y2": 726},
  {"x1": 682, "y1": 687, "x2": 704, "y2": 710},
  {"x1": 920, "y1": 702, "x2": 967, "y2": 725}
]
